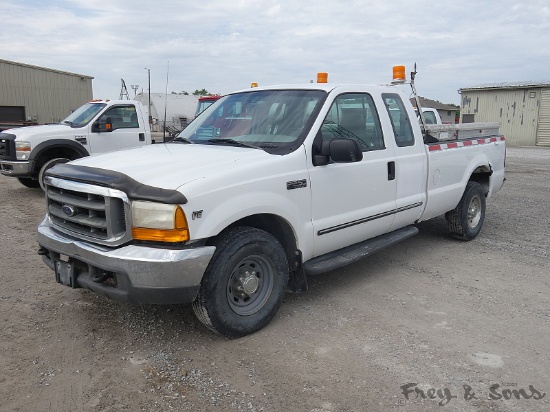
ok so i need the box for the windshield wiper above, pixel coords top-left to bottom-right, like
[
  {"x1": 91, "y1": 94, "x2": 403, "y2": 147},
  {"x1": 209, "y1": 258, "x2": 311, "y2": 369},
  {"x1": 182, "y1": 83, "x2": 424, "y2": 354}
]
[
  {"x1": 62, "y1": 120, "x2": 73, "y2": 126},
  {"x1": 171, "y1": 136, "x2": 194, "y2": 144},
  {"x1": 207, "y1": 138, "x2": 259, "y2": 149}
]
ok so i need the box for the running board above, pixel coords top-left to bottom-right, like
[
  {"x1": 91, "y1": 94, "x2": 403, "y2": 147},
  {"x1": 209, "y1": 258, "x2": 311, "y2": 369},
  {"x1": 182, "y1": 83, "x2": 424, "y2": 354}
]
[{"x1": 303, "y1": 226, "x2": 419, "y2": 276}]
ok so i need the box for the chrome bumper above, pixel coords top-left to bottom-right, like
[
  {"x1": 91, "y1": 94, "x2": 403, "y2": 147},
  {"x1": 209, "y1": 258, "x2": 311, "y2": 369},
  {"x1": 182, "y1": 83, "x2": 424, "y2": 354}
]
[
  {"x1": 0, "y1": 159, "x2": 34, "y2": 176},
  {"x1": 37, "y1": 217, "x2": 215, "y2": 304}
]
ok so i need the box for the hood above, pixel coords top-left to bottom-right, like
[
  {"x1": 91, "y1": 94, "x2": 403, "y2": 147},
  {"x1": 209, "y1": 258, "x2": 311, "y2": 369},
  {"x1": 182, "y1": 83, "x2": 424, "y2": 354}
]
[
  {"x1": 7, "y1": 124, "x2": 75, "y2": 140},
  {"x1": 70, "y1": 143, "x2": 273, "y2": 190}
]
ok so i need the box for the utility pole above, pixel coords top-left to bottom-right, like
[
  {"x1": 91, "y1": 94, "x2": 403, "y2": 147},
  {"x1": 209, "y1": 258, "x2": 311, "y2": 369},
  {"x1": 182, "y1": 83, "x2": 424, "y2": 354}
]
[{"x1": 145, "y1": 67, "x2": 152, "y2": 125}]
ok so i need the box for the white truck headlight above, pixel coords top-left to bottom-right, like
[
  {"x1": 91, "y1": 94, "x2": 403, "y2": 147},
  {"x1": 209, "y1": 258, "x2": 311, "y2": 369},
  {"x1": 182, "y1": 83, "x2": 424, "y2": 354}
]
[
  {"x1": 15, "y1": 141, "x2": 31, "y2": 160},
  {"x1": 131, "y1": 201, "x2": 189, "y2": 242}
]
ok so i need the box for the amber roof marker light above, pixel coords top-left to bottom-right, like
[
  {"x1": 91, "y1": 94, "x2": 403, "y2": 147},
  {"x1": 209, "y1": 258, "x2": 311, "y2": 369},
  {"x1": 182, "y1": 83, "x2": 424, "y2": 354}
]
[
  {"x1": 317, "y1": 72, "x2": 328, "y2": 83},
  {"x1": 392, "y1": 65, "x2": 406, "y2": 84}
]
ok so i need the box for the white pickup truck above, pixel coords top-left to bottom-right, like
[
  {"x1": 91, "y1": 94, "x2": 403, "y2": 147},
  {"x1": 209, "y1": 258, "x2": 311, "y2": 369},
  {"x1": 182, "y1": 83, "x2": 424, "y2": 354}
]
[
  {"x1": 0, "y1": 100, "x2": 152, "y2": 188},
  {"x1": 416, "y1": 107, "x2": 443, "y2": 125},
  {"x1": 36, "y1": 71, "x2": 506, "y2": 338}
]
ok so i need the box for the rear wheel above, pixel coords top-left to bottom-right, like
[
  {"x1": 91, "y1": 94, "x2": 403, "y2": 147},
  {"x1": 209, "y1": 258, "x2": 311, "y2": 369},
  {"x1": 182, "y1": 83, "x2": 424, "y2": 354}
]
[
  {"x1": 445, "y1": 181, "x2": 486, "y2": 240},
  {"x1": 192, "y1": 227, "x2": 289, "y2": 338},
  {"x1": 17, "y1": 177, "x2": 40, "y2": 188}
]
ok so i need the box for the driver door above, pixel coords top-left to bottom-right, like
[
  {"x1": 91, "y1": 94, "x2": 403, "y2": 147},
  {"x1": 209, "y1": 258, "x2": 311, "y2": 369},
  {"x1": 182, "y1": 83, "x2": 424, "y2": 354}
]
[
  {"x1": 308, "y1": 93, "x2": 397, "y2": 257},
  {"x1": 89, "y1": 105, "x2": 145, "y2": 154}
]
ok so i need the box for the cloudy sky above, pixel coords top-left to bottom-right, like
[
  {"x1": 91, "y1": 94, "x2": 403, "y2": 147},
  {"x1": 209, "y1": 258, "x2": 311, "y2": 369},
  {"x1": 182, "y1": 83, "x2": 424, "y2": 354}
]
[{"x1": 2, "y1": 0, "x2": 549, "y2": 105}]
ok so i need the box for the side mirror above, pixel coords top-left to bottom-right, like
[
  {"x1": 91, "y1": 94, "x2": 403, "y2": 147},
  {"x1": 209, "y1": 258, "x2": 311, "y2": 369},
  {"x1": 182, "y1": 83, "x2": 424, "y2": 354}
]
[
  {"x1": 94, "y1": 117, "x2": 113, "y2": 133},
  {"x1": 313, "y1": 138, "x2": 363, "y2": 166}
]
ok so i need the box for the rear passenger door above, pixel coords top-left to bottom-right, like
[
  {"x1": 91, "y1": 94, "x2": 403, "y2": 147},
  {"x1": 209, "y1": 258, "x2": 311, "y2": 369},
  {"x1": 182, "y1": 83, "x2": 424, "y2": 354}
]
[
  {"x1": 308, "y1": 93, "x2": 397, "y2": 257},
  {"x1": 89, "y1": 105, "x2": 146, "y2": 154},
  {"x1": 382, "y1": 94, "x2": 426, "y2": 231}
]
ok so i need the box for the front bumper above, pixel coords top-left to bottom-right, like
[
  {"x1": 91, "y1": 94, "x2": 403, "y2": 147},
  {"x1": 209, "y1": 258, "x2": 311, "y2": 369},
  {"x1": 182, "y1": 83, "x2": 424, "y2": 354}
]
[
  {"x1": 37, "y1": 217, "x2": 215, "y2": 304},
  {"x1": 0, "y1": 159, "x2": 34, "y2": 176}
]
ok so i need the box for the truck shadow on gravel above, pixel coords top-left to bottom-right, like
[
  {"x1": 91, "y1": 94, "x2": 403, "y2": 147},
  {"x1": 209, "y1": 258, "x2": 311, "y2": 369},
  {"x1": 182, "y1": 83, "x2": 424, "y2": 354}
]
[{"x1": 59, "y1": 217, "x2": 459, "y2": 342}]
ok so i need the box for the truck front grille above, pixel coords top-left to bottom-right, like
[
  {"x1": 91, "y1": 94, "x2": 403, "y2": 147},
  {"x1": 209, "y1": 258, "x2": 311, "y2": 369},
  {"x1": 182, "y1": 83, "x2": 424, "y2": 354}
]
[
  {"x1": 45, "y1": 177, "x2": 131, "y2": 246},
  {"x1": 0, "y1": 133, "x2": 15, "y2": 159}
]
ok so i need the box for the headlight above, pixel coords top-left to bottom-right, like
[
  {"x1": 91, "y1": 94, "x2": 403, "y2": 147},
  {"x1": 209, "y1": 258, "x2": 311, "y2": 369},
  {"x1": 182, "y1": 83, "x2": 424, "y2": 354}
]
[
  {"x1": 15, "y1": 141, "x2": 31, "y2": 160},
  {"x1": 131, "y1": 201, "x2": 189, "y2": 242}
]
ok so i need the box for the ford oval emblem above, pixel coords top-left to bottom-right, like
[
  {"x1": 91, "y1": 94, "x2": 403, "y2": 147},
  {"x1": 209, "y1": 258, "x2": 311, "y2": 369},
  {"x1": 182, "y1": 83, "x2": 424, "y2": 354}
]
[{"x1": 62, "y1": 204, "x2": 77, "y2": 217}]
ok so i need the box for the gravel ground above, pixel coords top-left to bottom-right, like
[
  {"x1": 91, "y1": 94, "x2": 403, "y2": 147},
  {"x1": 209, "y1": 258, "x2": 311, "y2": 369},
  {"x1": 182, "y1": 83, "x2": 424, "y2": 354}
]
[{"x1": 0, "y1": 146, "x2": 549, "y2": 412}]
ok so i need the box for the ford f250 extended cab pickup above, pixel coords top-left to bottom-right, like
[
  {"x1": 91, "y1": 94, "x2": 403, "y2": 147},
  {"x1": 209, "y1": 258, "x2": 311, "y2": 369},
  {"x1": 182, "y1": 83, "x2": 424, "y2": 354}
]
[
  {"x1": 36, "y1": 69, "x2": 506, "y2": 338},
  {"x1": 0, "y1": 100, "x2": 152, "y2": 189}
]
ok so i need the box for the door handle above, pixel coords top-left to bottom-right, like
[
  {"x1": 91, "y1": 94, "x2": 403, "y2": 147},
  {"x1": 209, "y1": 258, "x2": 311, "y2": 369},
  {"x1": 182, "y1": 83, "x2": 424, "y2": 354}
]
[
  {"x1": 387, "y1": 161, "x2": 395, "y2": 181},
  {"x1": 139, "y1": 133, "x2": 145, "y2": 141}
]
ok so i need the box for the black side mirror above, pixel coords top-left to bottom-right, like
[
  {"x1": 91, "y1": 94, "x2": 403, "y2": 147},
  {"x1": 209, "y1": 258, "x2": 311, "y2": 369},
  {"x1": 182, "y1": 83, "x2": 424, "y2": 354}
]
[
  {"x1": 94, "y1": 117, "x2": 113, "y2": 133},
  {"x1": 313, "y1": 138, "x2": 363, "y2": 166}
]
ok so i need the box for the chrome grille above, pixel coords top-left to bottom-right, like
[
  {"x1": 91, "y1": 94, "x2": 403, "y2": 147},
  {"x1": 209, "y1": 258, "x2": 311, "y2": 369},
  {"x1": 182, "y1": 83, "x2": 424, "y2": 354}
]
[{"x1": 44, "y1": 176, "x2": 131, "y2": 246}]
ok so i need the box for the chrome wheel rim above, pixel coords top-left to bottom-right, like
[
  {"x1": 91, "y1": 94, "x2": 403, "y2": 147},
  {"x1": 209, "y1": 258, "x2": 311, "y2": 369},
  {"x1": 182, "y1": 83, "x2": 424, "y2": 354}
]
[{"x1": 467, "y1": 196, "x2": 482, "y2": 229}]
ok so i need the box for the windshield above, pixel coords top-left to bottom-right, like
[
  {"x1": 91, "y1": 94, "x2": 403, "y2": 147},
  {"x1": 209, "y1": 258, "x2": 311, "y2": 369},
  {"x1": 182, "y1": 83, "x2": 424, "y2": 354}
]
[
  {"x1": 62, "y1": 103, "x2": 107, "y2": 127},
  {"x1": 176, "y1": 89, "x2": 326, "y2": 154}
]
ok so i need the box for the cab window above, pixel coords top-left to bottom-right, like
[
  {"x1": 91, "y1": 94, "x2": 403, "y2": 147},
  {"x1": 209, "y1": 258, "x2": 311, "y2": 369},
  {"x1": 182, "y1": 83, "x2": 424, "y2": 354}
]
[
  {"x1": 423, "y1": 111, "x2": 437, "y2": 124},
  {"x1": 320, "y1": 93, "x2": 384, "y2": 151},
  {"x1": 383, "y1": 94, "x2": 414, "y2": 147},
  {"x1": 100, "y1": 106, "x2": 139, "y2": 130}
]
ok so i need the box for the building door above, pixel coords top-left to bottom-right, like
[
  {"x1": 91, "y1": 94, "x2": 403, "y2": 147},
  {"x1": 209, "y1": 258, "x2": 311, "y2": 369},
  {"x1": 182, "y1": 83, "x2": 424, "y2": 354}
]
[
  {"x1": 462, "y1": 114, "x2": 475, "y2": 123},
  {"x1": 0, "y1": 106, "x2": 25, "y2": 122},
  {"x1": 536, "y1": 89, "x2": 550, "y2": 147}
]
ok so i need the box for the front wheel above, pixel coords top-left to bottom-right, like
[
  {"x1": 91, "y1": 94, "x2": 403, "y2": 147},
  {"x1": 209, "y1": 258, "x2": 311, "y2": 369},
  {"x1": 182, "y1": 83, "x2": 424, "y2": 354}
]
[
  {"x1": 192, "y1": 227, "x2": 289, "y2": 338},
  {"x1": 445, "y1": 181, "x2": 486, "y2": 241},
  {"x1": 17, "y1": 177, "x2": 40, "y2": 188}
]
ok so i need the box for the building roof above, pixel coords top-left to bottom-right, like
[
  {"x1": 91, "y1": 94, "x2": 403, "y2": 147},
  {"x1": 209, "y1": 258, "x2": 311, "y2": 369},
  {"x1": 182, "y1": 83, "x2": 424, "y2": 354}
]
[
  {"x1": 460, "y1": 81, "x2": 550, "y2": 92},
  {"x1": 0, "y1": 59, "x2": 94, "y2": 79},
  {"x1": 409, "y1": 96, "x2": 459, "y2": 110}
]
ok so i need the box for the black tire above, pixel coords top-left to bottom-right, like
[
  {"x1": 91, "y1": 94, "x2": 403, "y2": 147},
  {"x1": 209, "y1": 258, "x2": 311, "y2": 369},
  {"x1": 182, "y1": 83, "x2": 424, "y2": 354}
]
[
  {"x1": 17, "y1": 177, "x2": 40, "y2": 188},
  {"x1": 445, "y1": 181, "x2": 486, "y2": 241},
  {"x1": 192, "y1": 227, "x2": 289, "y2": 338},
  {"x1": 38, "y1": 158, "x2": 70, "y2": 191}
]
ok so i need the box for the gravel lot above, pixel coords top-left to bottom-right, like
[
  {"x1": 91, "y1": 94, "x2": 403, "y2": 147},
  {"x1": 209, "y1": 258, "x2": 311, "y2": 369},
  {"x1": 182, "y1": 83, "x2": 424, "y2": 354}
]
[{"x1": 1, "y1": 146, "x2": 549, "y2": 412}]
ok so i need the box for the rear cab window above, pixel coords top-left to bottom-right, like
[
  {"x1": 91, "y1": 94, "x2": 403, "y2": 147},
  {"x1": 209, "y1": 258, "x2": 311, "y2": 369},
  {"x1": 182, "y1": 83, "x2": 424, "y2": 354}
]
[{"x1": 383, "y1": 94, "x2": 415, "y2": 147}]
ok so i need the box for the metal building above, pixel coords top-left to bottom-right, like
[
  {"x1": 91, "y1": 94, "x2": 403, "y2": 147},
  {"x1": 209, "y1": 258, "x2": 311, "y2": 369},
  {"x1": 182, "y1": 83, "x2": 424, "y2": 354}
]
[
  {"x1": 134, "y1": 92, "x2": 199, "y2": 132},
  {"x1": 459, "y1": 81, "x2": 550, "y2": 146},
  {"x1": 0, "y1": 59, "x2": 93, "y2": 129}
]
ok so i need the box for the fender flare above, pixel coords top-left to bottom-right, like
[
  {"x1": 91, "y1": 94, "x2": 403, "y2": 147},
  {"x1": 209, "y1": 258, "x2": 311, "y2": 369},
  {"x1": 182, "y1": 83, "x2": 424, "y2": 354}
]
[{"x1": 29, "y1": 139, "x2": 90, "y2": 163}]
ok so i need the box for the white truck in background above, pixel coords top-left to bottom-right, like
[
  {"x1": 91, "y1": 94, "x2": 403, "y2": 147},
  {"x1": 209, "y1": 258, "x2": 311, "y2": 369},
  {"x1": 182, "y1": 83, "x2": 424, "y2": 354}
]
[
  {"x1": 0, "y1": 100, "x2": 152, "y2": 188},
  {"x1": 37, "y1": 67, "x2": 505, "y2": 338},
  {"x1": 416, "y1": 107, "x2": 444, "y2": 125}
]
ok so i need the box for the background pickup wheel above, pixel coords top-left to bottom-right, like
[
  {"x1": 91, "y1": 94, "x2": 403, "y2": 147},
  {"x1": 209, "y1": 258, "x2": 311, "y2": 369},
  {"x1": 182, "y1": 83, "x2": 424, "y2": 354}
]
[
  {"x1": 17, "y1": 177, "x2": 40, "y2": 188},
  {"x1": 192, "y1": 226, "x2": 289, "y2": 338},
  {"x1": 445, "y1": 181, "x2": 486, "y2": 241}
]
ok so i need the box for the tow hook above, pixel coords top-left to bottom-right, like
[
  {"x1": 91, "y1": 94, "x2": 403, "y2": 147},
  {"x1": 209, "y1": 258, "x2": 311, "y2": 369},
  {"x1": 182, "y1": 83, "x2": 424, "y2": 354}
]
[{"x1": 37, "y1": 247, "x2": 49, "y2": 256}]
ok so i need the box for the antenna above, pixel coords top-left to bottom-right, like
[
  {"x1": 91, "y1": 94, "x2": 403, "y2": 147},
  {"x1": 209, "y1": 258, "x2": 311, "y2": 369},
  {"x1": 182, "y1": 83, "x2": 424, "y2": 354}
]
[
  {"x1": 163, "y1": 61, "x2": 169, "y2": 142},
  {"x1": 119, "y1": 79, "x2": 130, "y2": 100},
  {"x1": 130, "y1": 84, "x2": 139, "y2": 97},
  {"x1": 410, "y1": 63, "x2": 428, "y2": 141}
]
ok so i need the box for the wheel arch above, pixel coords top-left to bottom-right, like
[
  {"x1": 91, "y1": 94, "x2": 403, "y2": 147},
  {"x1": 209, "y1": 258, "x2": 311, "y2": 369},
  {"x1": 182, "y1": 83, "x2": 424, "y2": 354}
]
[
  {"x1": 30, "y1": 140, "x2": 89, "y2": 171},
  {"x1": 468, "y1": 164, "x2": 492, "y2": 196},
  {"x1": 208, "y1": 213, "x2": 308, "y2": 293}
]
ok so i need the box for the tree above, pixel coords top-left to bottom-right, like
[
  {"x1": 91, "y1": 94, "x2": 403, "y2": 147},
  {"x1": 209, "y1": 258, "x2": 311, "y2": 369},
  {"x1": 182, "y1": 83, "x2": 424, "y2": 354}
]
[{"x1": 193, "y1": 89, "x2": 210, "y2": 96}]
